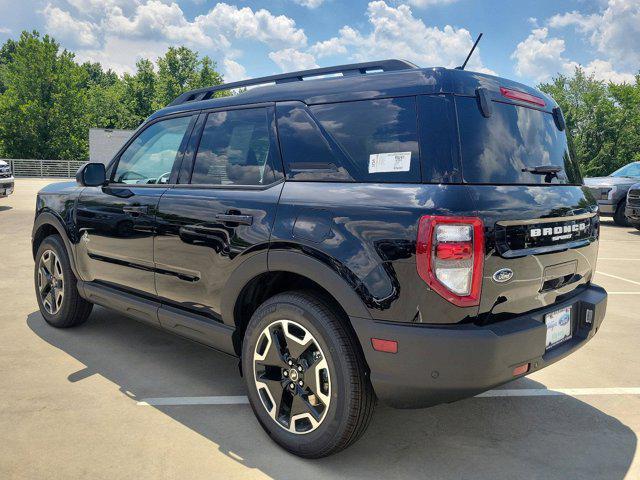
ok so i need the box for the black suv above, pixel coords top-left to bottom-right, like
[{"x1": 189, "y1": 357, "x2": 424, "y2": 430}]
[{"x1": 32, "y1": 60, "x2": 607, "y2": 458}]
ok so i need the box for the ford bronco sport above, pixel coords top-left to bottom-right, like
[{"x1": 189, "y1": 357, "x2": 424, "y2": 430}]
[{"x1": 32, "y1": 59, "x2": 607, "y2": 458}]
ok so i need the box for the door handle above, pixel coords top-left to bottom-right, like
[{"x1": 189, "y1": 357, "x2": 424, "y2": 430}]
[
  {"x1": 123, "y1": 205, "x2": 148, "y2": 215},
  {"x1": 215, "y1": 213, "x2": 253, "y2": 225}
]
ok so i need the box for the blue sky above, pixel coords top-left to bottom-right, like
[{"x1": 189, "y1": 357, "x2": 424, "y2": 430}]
[{"x1": 0, "y1": 0, "x2": 638, "y2": 86}]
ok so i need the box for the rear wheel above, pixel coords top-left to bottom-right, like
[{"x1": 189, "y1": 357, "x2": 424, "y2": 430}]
[
  {"x1": 613, "y1": 201, "x2": 630, "y2": 226},
  {"x1": 242, "y1": 291, "x2": 376, "y2": 458},
  {"x1": 34, "y1": 235, "x2": 93, "y2": 328}
]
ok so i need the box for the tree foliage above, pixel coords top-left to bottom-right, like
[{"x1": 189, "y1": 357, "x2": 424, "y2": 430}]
[
  {"x1": 0, "y1": 31, "x2": 226, "y2": 160},
  {"x1": 539, "y1": 68, "x2": 640, "y2": 177}
]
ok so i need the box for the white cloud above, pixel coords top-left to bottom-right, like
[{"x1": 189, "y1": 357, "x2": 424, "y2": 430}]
[
  {"x1": 582, "y1": 59, "x2": 636, "y2": 84},
  {"x1": 293, "y1": 0, "x2": 325, "y2": 8},
  {"x1": 223, "y1": 58, "x2": 247, "y2": 82},
  {"x1": 512, "y1": 27, "x2": 636, "y2": 84},
  {"x1": 406, "y1": 0, "x2": 459, "y2": 7},
  {"x1": 195, "y1": 3, "x2": 307, "y2": 48},
  {"x1": 511, "y1": 27, "x2": 575, "y2": 82},
  {"x1": 269, "y1": 48, "x2": 318, "y2": 71},
  {"x1": 42, "y1": 3, "x2": 99, "y2": 47},
  {"x1": 308, "y1": 1, "x2": 493, "y2": 73},
  {"x1": 0, "y1": 27, "x2": 12, "y2": 34},
  {"x1": 547, "y1": 0, "x2": 640, "y2": 71}
]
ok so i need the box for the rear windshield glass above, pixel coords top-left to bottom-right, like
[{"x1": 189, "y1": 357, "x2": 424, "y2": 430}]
[
  {"x1": 310, "y1": 97, "x2": 420, "y2": 183},
  {"x1": 456, "y1": 97, "x2": 582, "y2": 185}
]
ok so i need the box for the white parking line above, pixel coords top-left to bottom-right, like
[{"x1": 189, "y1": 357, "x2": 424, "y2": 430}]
[
  {"x1": 596, "y1": 271, "x2": 640, "y2": 286},
  {"x1": 138, "y1": 396, "x2": 249, "y2": 406},
  {"x1": 137, "y1": 388, "x2": 640, "y2": 406}
]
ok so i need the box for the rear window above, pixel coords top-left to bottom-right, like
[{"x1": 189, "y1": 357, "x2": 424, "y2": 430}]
[
  {"x1": 310, "y1": 97, "x2": 420, "y2": 183},
  {"x1": 456, "y1": 97, "x2": 582, "y2": 185}
]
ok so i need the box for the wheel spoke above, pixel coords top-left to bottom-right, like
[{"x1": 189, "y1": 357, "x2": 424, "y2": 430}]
[{"x1": 253, "y1": 319, "x2": 331, "y2": 435}]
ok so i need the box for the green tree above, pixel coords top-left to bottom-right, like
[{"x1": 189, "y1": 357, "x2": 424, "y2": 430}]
[
  {"x1": 122, "y1": 58, "x2": 156, "y2": 127},
  {"x1": 540, "y1": 68, "x2": 640, "y2": 177},
  {"x1": 0, "y1": 31, "x2": 88, "y2": 160},
  {"x1": 154, "y1": 47, "x2": 226, "y2": 108}
]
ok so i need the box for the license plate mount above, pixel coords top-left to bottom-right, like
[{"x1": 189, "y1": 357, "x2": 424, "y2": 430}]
[{"x1": 545, "y1": 306, "x2": 572, "y2": 350}]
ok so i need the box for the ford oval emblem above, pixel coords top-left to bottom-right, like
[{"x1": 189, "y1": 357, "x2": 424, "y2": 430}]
[{"x1": 493, "y1": 268, "x2": 513, "y2": 283}]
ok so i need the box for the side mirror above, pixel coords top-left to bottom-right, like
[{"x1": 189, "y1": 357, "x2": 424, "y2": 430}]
[{"x1": 76, "y1": 163, "x2": 106, "y2": 187}]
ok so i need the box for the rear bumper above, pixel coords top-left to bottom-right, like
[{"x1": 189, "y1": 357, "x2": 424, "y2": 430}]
[
  {"x1": 351, "y1": 284, "x2": 607, "y2": 409},
  {"x1": 597, "y1": 201, "x2": 616, "y2": 215}
]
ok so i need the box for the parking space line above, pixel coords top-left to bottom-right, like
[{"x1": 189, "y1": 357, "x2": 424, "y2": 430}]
[
  {"x1": 137, "y1": 396, "x2": 249, "y2": 406},
  {"x1": 596, "y1": 271, "x2": 640, "y2": 286},
  {"x1": 137, "y1": 388, "x2": 640, "y2": 406}
]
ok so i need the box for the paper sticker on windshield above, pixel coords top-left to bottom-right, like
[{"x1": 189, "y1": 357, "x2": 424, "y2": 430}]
[{"x1": 368, "y1": 152, "x2": 411, "y2": 173}]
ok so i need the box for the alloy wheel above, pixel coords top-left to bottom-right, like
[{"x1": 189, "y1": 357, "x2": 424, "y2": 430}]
[
  {"x1": 253, "y1": 319, "x2": 331, "y2": 434},
  {"x1": 38, "y1": 250, "x2": 64, "y2": 315}
]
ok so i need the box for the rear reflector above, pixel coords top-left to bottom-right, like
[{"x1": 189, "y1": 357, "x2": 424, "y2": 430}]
[
  {"x1": 500, "y1": 87, "x2": 546, "y2": 107},
  {"x1": 371, "y1": 338, "x2": 398, "y2": 353},
  {"x1": 513, "y1": 363, "x2": 530, "y2": 376}
]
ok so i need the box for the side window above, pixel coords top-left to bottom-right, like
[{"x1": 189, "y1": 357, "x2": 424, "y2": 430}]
[
  {"x1": 276, "y1": 102, "x2": 353, "y2": 182},
  {"x1": 113, "y1": 115, "x2": 192, "y2": 185},
  {"x1": 190, "y1": 108, "x2": 276, "y2": 186},
  {"x1": 311, "y1": 97, "x2": 421, "y2": 183}
]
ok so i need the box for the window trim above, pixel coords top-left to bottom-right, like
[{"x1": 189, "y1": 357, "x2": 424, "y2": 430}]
[
  {"x1": 105, "y1": 111, "x2": 199, "y2": 188},
  {"x1": 179, "y1": 102, "x2": 284, "y2": 190}
]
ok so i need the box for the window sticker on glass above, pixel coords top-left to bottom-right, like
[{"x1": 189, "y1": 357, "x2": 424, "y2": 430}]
[{"x1": 368, "y1": 152, "x2": 411, "y2": 173}]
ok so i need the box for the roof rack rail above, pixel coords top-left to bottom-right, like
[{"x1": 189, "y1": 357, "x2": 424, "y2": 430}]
[{"x1": 168, "y1": 59, "x2": 419, "y2": 106}]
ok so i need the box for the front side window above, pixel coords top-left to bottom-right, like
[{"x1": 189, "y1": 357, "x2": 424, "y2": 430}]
[
  {"x1": 190, "y1": 108, "x2": 275, "y2": 186},
  {"x1": 113, "y1": 115, "x2": 192, "y2": 185}
]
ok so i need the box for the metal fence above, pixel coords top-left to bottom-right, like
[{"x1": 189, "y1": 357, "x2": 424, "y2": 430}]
[{"x1": 3, "y1": 159, "x2": 86, "y2": 178}]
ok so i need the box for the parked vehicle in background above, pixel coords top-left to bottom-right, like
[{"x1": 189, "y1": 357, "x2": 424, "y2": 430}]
[
  {"x1": 0, "y1": 160, "x2": 14, "y2": 198},
  {"x1": 31, "y1": 60, "x2": 607, "y2": 458},
  {"x1": 584, "y1": 162, "x2": 640, "y2": 226},
  {"x1": 625, "y1": 183, "x2": 640, "y2": 230}
]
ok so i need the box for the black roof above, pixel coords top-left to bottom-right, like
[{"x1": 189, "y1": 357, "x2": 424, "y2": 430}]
[{"x1": 149, "y1": 59, "x2": 556, "y2": 122}]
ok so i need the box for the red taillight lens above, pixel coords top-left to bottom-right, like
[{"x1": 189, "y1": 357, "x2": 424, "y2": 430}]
[
  {"x1": 500, "y1": 87, "x2": 546, "y2": 107},
  {"x1": 436, "y1": 242, "x2": 472, "y2": 260},
  {"x1": 416, "y1": 216, "x2": 484, "y2": 307}
]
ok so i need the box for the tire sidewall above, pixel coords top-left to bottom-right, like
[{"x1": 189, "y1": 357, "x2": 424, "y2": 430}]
[
  {"x1": 34, "y1": 236, "x2": 76, "y2": 326},
  {"x1": 242, "y1": 294, "x2": 357, "y2": 455}
]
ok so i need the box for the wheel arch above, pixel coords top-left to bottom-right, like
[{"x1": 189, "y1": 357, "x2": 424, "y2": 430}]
[
  {"x1": 221, "y1": 250, "x2": 372, "y2": 356},
  {"x1": 32, "y1": 212, "x2": 79, "y2": 277}
]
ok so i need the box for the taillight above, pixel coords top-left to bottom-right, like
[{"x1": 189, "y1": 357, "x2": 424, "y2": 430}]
[
  {"x1": 500, "y1": 87, "x2": 546, "y2": 107},
  {"x1": 416, "y1": 216, "x2": 484, "y2": 307}
]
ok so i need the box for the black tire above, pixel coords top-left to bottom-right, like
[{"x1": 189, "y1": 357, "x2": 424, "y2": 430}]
[
  {"x1": 34, "y1": 235, "x2": 93, "y2": 328},
  {"x1": 613, "y1": 201, "x2": 630, "y2": 227},
  {"x1": 242, "y1": 291, "x2": 376, "y2": 458}
]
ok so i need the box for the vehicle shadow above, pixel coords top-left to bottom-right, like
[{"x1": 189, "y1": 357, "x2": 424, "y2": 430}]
[
  {"x1": 27, "y1": 308, "x2": 637, "y2": 480},
  {"x1": 0, "y1": 205, "x2": 12, "y2": 212}
]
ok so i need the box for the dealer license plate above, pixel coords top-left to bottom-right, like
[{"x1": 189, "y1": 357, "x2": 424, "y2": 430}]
[{"x1": 545, "y1": 306, "x2": 572, "y2": 350}]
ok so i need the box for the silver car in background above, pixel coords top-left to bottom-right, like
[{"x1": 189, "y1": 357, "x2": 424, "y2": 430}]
[
  {"x1": 584, "y1": 161, "x2": 640, "y2": 226},
  {"x1": 0, "y1": 160, "x2": 14, "y2": 198},
  {"x1": 626, "y1": 183, "x2": 640, "y2": 231}
]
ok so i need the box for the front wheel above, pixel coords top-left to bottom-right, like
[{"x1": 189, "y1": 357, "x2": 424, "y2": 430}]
[
  {"x1": 34, "y1": 235, "x2": 93, "y2": 328},
  {"x1": 242, "y1": 291, "x2": 376, "y2": 458},
  {"x1": 614, "y1": 201, "x2": 630, "y2": 227}
]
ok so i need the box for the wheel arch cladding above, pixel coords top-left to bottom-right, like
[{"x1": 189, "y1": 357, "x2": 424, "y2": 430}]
[
  {"x1": 222, "y1": 250, "x2": 372, "y2": 355},
  {"x1": 32, "y1": 213, "x2": 79, "y2": 277}
]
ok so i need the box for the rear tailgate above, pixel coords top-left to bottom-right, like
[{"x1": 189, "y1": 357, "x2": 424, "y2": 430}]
[
  {"x1": 454, "y1": 87, "x2": 599, "y2": 319},
  {"x1": 469, "y1": 185, "x2": 599, "y2": 318}
]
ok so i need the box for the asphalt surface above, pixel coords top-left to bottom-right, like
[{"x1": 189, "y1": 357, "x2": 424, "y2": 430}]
[{"x1": 1, "y1": 179, "x2": 639, "y2": 480}]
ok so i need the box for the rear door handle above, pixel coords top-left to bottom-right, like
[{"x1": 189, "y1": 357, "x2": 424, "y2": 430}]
[
  {"x1": 123, "y1": 205, "x2": 148, "y2": 215},
  {"x1": 215, "y1": 213, "x2": 253, "y2": 225}
]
